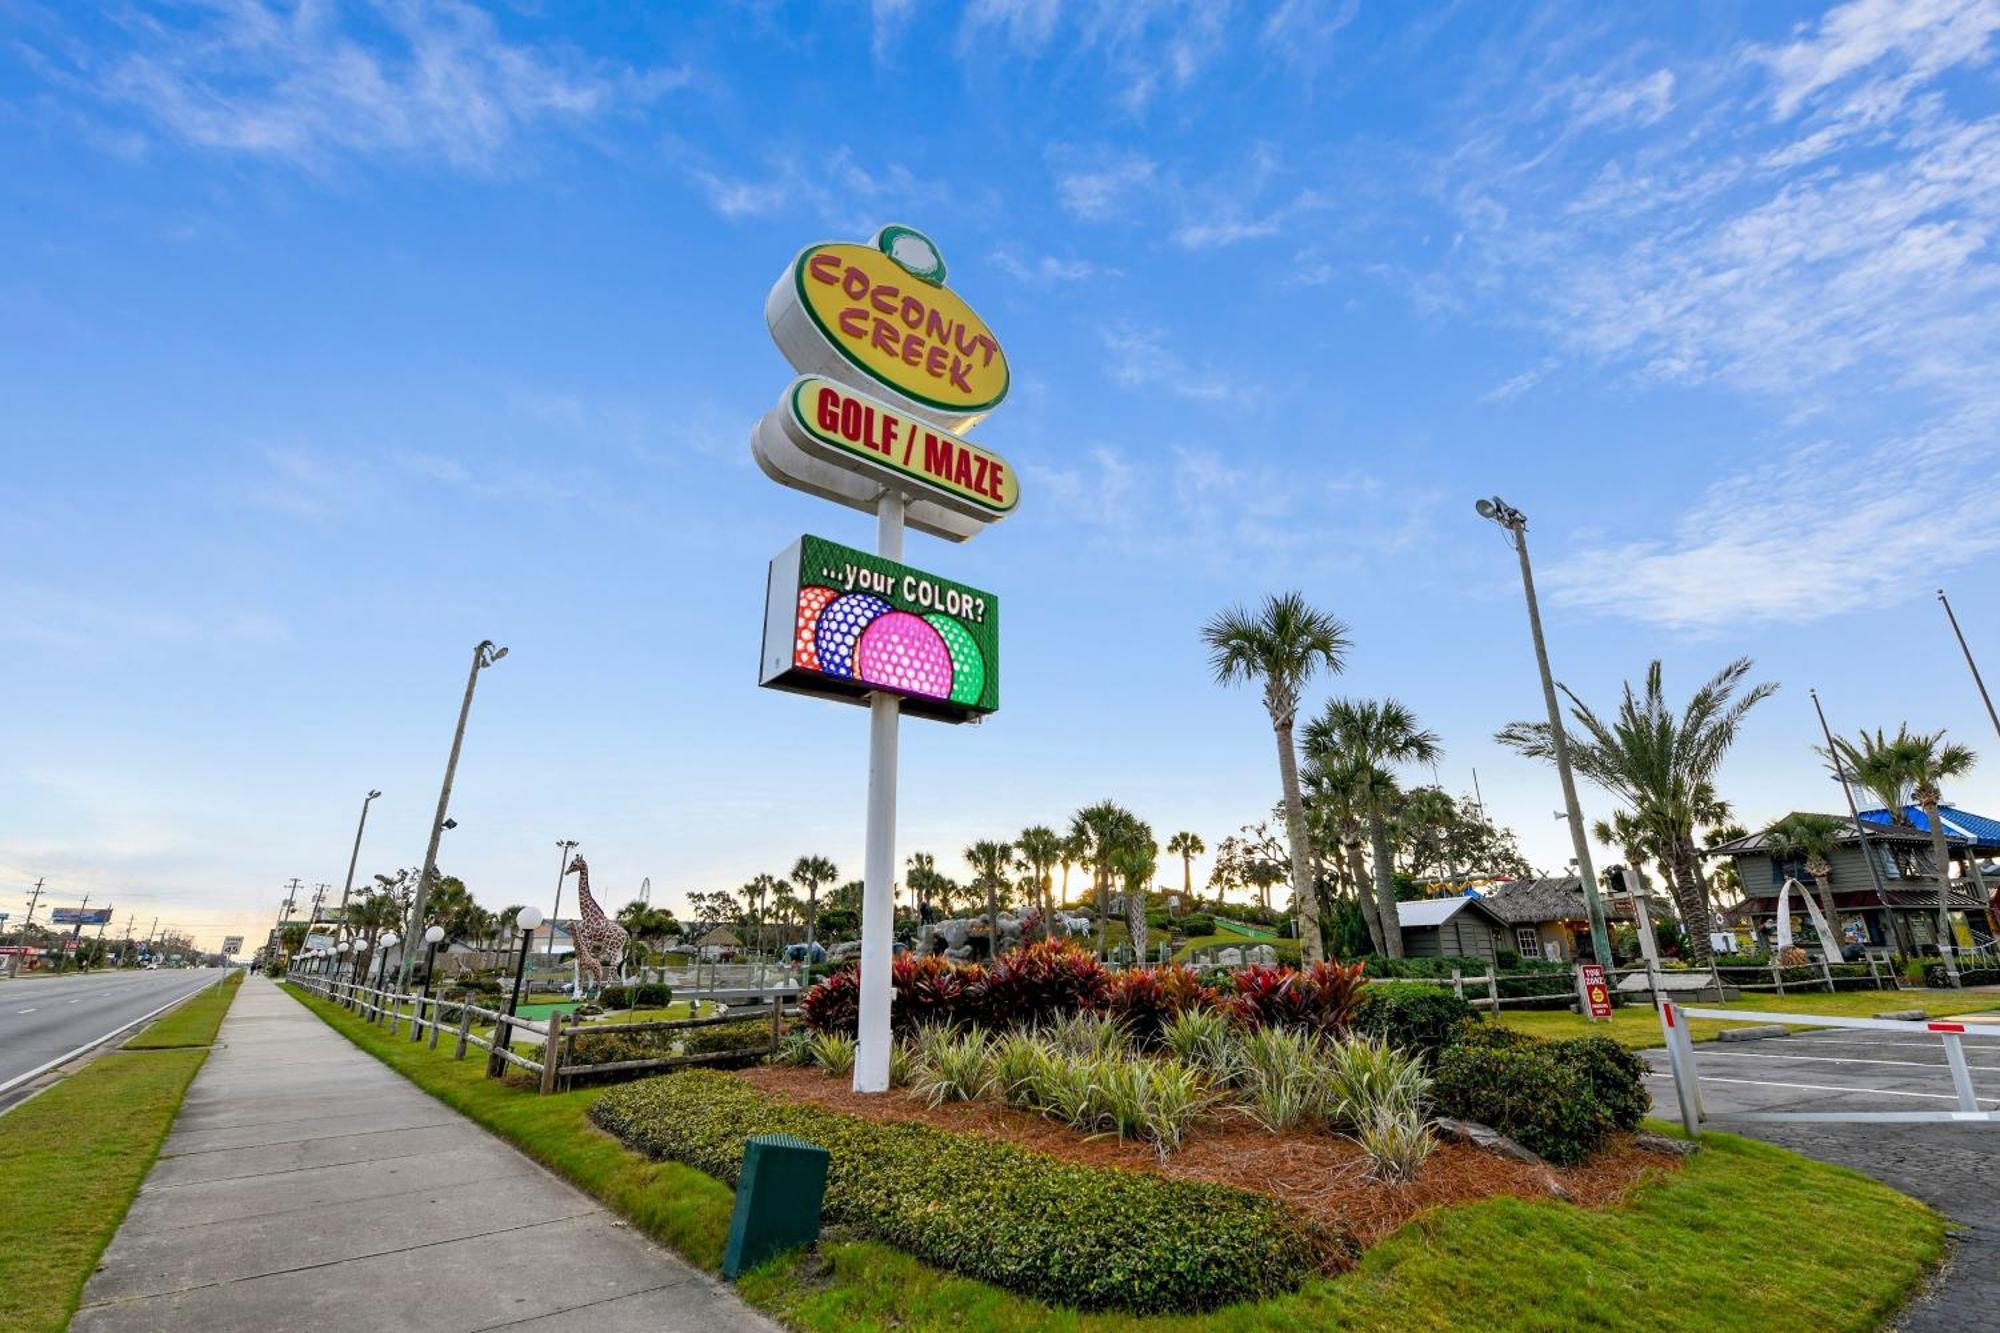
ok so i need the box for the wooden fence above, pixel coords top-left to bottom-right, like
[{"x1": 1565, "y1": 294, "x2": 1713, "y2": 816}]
[{"x1": 287, "y1": 971, "x2": 795, "y2": 1093}]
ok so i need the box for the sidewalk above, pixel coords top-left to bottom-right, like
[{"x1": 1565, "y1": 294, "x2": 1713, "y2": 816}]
[{"x1": 73, "y1": 976, "x2": 775, "y2": 1333}]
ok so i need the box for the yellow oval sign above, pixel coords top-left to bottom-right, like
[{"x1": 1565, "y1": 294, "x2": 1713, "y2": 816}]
[{"x1": 792, "y1": 243, "x2": 1009, "y2": 414}]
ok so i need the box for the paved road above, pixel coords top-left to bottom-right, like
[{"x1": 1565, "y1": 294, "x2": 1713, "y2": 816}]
[
  {"x1": 1646, "y1": 1014, "x2": 2000, "y2": 1331},
  {"x1": 0, "y1": 968, "x2": 226, "y2": 1092}
]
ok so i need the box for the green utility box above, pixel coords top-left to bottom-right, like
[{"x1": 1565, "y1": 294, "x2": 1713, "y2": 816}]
[{"x1": 721, "y1": 1133, "x2": 830, "y2": 1279}]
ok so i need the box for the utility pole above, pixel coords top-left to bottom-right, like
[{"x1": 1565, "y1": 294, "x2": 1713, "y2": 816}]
[
  {"x1": 398, "y1": 639, "x2": 508, "y2": 993},
  {"x1": 1811, "y1": 688, "x2": 1908, "y2": 957},
  {"x1": 23, "y1": 877, "x2": 45, "y2": 932},
  {"x1": 308, "y1": 883, "x2": 328, "y2": 928},
  {"x1": 1475, "y1": 495, "x2": 1614, "y2": 967},
  {"x1": 337, "y1": 790, "x2": 382, "y2": 941}
]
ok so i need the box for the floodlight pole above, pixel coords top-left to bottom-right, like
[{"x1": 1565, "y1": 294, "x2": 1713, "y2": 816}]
[
  {"x1": 1480, "y1": 498, "x2": 1614, "y2": 969},
  {"x1": 854, "y1": 489, "x2": 906, "y2": 1094}
]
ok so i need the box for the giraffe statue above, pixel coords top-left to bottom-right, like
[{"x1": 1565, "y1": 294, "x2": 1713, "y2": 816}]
[{"x1": 566, "y1": 854, "x2": 628, "y2": 995}]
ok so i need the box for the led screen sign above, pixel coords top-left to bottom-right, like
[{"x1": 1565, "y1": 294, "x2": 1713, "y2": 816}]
[
  {"x1": 761, "y1": 534, "x2": 998, "y2": 724},
  {"x1": 52, "y1": 907, "x2": 113, "y2": 925}
]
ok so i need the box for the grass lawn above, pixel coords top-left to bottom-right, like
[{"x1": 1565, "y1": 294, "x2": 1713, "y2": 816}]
[
  {"x1": 283, "y1": 981, "x2": 1942, "y2": 1332},
  {"x1": 1172, "y1": 934, "x2": 1302, "y2": 965},
  {"x1": 1495, "y1": 987, "x2": 2000, "y2": 1050},
  {"x1": 2, "y1": 978, "x2": 243, "y2": 1332},
  {"x1": 123, "y1": 972, "x2": 242, "y2": 1048}
]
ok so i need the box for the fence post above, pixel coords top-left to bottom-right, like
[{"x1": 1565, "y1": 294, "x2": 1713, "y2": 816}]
[
  {"x1": 389, "y1": 994, "x2": 401, "y2": 1037},
  {"x1": 429, "y1": 998, "x2": 443, "y2": 1049},
  {"x1": 539, "y1": 1012, "x2": 563, "y2": 1096},
  {"x1": 1451, "y1": 968, "x2": 1464, "y2": 1000},
  {"x1": 1867, "y1": 951, "x2": 1882, "y2": 991},
  {"x1": 454, "y1": 1006, "x2": 473, "y2": 1060},
  {"x1": 1485, "y1": 963, "x2": 1500, "y2": 1015},
  {"x1": 769, "y1": 994, "x2": 785, "y2": 1055},
  {"x1": 1708, "y1": 956, "x2": 1724, "y2": 997},
  {"x1": 1771, "y1": 957, "x2": 1786, "y2": 997},
  {"x1": 1818, "y1": 950, "x2": 1836, "y2": 994}
]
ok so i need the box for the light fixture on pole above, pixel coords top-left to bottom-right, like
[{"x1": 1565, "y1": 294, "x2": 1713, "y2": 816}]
[
  {"x1": 493, "y1": 906, "x2": 542, "y2": 1077},
  {"x1": 417, "y1": 924, "x2": 446, "y2": 1041},
  {"x1": 1475, "y1": 494, "x2": 1614, "y2": 969},
  {"x1": 374, "y1": 931, "x2": 400, "y2": 994},
  {"x1": 398, "y1": 640, "x2": 507, "y2": 993},
  {"x1": 547, "y1": 840, "x2": 578, "y2": 967}
]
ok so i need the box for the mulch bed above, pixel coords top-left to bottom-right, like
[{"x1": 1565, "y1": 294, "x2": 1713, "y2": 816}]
[{"x1": 738, "y1": 1064, "x2": 1682, "y2": 1249}]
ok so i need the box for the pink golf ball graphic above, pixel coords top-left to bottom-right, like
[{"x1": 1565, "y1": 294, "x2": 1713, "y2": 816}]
[{"x1": 855, "y1": 611, "x2": 954, "y2": 700}]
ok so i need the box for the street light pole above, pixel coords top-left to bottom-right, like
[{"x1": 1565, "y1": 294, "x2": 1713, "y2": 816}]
[
  {"x1": 547, "y1": 840, "x2": 578, "y2": 967},
  {"x1": 1476, "y1": 496, "x2": 1614, "y2": 968},
  {"x1": 1939, "y1": 588, "x2": 2000, "y2": 746},
  {"x1": 337, "y1": 789, "x2": 382, "y2": 942},
  {"x1": 398, "y1": 640, "x2": 507, "y2": 993}
]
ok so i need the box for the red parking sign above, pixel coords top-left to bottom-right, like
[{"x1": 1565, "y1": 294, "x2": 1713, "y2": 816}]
[{"x1": 1581, "y1": 963, "x2": 1613, "y2": 1020}]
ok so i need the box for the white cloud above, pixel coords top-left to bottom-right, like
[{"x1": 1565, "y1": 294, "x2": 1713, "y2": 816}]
[
  {"x1": 963, "y1": 0, "x2": 1231, "y2": 110},
  {"x1": 80, "y1": 0, "x2": 682, "y2": 172},
  {"x1": 1053, "y1": 153, "x2": 1157, "y2": 220},
  {"x1": 1101, "y1": 324, "x2": 1261, "y2": 404},
  {"x1": 1479, "y1": 360, "x2": 1557, "y2": 403},
  {"x1": 681, "y1": 146, "x2": 951, "y2": 233},
  {"x1": 1567, "y1": 69, "x2": 1676, "y2": 129},
  {"x1": 1758, "y1": 0, "x2": 2000, "y2": 118},
  {"x1": 1425, "y1": 0, "x2": 2000, "y2": 628},
  {"x1": 989, "y1": 250, "x2": 1104, "y2": 284}
]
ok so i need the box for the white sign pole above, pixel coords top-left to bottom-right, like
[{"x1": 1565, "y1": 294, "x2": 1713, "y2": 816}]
[{"x1": 853, "y1": 489, "x2": 906, "y2": 1093}]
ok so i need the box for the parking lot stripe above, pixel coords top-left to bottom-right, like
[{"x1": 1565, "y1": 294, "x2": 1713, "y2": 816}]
[
  {"x1": 1644, "y1": 1071, "x2": 2000, "y2": 1103},
  {"x1": 1685, "y1": 1049, "x2": 2000, "y2": 1074}
]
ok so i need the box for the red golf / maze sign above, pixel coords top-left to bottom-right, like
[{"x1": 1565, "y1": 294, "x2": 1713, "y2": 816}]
[{"x1": 781, "y1": 375, "x2": 1018, "y2": 516}]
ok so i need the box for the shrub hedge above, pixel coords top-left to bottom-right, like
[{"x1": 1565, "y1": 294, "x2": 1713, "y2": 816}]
[
  {"x1": 592, "y1": 1069, "x2": 1333, "y2": 1313},
  {"x1": 1432, "y1": 1031, "x2": 1648, "y2": 1165},
  {"x1": 1352, "y1": 982, "x2": 1476, "y2": 1061},
  {"x1": 598, "y1": 982, "x2": 673, "y2": 1010}
]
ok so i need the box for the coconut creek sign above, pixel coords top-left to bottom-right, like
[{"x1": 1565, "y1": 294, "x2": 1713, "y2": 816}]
[{"x1": 750, "y1": 225, "x2": 1016, "y2": 1094}]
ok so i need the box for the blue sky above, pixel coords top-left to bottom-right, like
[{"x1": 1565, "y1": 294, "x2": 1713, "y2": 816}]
[{"x1": 8, "y1": 0, "x2": 2000, "y2": 950}]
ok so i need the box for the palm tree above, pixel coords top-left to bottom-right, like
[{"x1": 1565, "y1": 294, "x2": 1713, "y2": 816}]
[
  {"x1": 1165, "y1": 831, "x2": 1204, "y2": 906},
  {"x1": 1201, "y1": 592, "x2": 1351, "y2": 963},
  {"x1": 349, "y1": 890, "x2": 403, "y2": 983},
  {"x1": 1014, "y1": 826, "x2": 1061, "y2": 929},
  {"x1": 1307, "y1": 698, "x2": 1439, "y2": 959},
  {"x1": 963, "y1": 840, "x2": 1014, "y2": 958},
  {"x1": 906, "y1": 852, "x2": 939, "y2": 919},
  {"x1": 1830, "y1": 725, "x2": 1977, "y2": 961},
  {"x1": 791, "y1": 855, "x2": 837, "y2": 954},
  {"x1": 1057, "y1": 831, "x2": 1084, "y2": 909},
  {"x1": 1107, "y1": 816, "x2": 1159, "y2": 964},
  {"x1": 1592, "y1": 809, "x2": 1658, "y2": 893},
  {"x1": 1071, "y1": 802, "x2": 1127, "y2": 955},
  {"x1": 1763, "y1": 813, "x2": 1846, "y2": 945},
  {"x1": 1303, "y1": 749, "x2": 1390, "y2": 954},
  {"x1": 1498, "y1": 657, "x2": 1776, "y2": 965}
]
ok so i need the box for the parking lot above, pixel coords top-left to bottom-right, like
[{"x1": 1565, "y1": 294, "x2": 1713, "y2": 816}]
[{"x1": 1645, "y1": 1011, "x2": 2000, "y2": 1331}]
